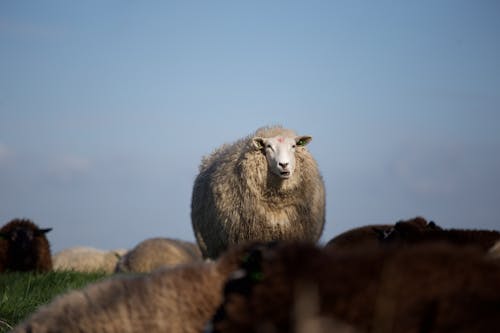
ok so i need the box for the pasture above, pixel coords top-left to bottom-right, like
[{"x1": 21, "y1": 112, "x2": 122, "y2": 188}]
[{"x1": 0, "y1": 271, "x2": 107, "y2": 332}]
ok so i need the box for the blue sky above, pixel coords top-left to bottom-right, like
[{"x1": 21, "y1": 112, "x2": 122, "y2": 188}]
[{"x1": 1, "y1": 1, "x2": 499, "y2": 252}]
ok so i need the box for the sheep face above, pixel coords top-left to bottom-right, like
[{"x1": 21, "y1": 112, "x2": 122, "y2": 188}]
[
  {"x1": 1, "y1": 226, "x2": 52, "y2": 254},
  {"x1": 253, "y1": 135, "x2": 312, "y2": 179}
]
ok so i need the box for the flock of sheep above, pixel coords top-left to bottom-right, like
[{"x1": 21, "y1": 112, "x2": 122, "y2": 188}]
[{"x1": 1, "y1": 125, "x2": 499, "y2": 332}]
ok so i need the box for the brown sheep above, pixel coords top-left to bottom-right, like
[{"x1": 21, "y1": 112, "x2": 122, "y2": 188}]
[
  {"x1": 324, "y1": 216, "x2": 437, "y2": 251},
  {"x1": 0, "y1": 218, "x2": 52, "y2": 272},
  {"x1": 12, "y1": 242, "x2": 262, "y2": 333},
  {"x1": 210, "y1": 241, "x2": 500, "y2": 333}
]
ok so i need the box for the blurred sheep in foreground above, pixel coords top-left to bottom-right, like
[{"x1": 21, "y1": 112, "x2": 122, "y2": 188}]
[
  {"x1": 12, "y1": 242, "x2": 256, "y2": 333},
  {"x1": 210, "y1": 241, "x2": 500, "y2": 333}
]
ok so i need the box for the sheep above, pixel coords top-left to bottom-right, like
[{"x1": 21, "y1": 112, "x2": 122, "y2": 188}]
[
  {"x1": 53, "y1": 246, "x2": 128, "y2": 274},
  {"x1": 115, "y1": 237, "x2": 202, "y2": 273},
  {"x1": 324, "y1": 217, "x2": 439, "y2": 251},
  {"x1": 0, "y1": 218, "x2": 52, "y2": 273},
  {"x1": 209, "y1": 241, "x2": 500, "y2": 333},
  {"x1": 191, "y1": 125, "x2": 326, "y2": 258},
  {"x1": 12, "y1": 242, "x2": 261, "y2": 333},
  {"x1": 380, "y1": 218, "x2": 500, "y2": 252}
]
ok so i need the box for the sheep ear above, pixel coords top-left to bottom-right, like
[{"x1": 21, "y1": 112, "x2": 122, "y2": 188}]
[
  {"x1": 36, "y1": 228, "x2": 52, "y2": 236},
  {"x1": 296, "y1": 136, "x2": 312, "y2": 146},
  {"x1": 373, "y1": 227, "x2": 394, "y2": 241},
  {"x1": 252, "y1": 137, "x2": 265, "y2": 150}
]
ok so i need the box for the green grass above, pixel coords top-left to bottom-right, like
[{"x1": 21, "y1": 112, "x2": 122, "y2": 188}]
[{"x1": 0, "y1": 271, "x2": 107, "y2": 332}]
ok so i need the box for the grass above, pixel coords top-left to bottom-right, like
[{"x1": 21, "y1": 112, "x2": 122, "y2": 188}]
[{"x1": 0, "y1": 271, "x2": 107, "y2": 332}]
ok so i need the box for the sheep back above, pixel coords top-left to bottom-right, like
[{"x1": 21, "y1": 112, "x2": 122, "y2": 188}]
[
  {"x1": 324, "y1": 216, "x2": 435, "y2": 251},
  {"x1": 115, "y1": 238, "x2": 202, "y2": 273},
  {"x1": 383, "y1": 219, "x2": 500, "y2": 251},
  {"x1": 53, "y1": 246, "x2": 127, "y2": 274},
  {"x1": 191, "y1": 125, "x2": 326, "y2": 258}
]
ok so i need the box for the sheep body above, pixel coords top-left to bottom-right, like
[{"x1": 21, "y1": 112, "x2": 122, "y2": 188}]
[
  {"x1": 211, "y1": 241, "x2": 500, "y2": 333},
  {"x1": 192, "y1": 125, "x2": 325, "y2": 258},
  {"x1": 115, "y1": 237, "x2": 202, "y2": 273},
  {"x1": 53, "y1": 246, "x2": 127, "y2": 274},
  {"x1": 13, "y1": 243, "x2": 253, "y2": 333},
  {"x1": 0, "y1": 218, "x2": 52, "y2": 272}
]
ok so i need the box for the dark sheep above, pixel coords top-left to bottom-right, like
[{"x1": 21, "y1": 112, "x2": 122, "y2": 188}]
[
  {"x1": 209, "y1": 241, "x2": 500, "y2": 333},
  {"x1": 381, "y1": 219, "x2": 500, "y2": 251},
  {"x1": 0, "y1": 218, "x2": 53, "y2": 272},
  {"x1": 324, "y1": 216, "x2": 438, "y2": 251}
]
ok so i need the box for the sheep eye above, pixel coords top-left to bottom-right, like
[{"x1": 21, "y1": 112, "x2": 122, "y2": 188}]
[
  {"x1": 266, "y1": 144, "x2": 272, "y2": 149},
  {"x1": 292, "y1": 145, "x2": 296, "y2": 149}
]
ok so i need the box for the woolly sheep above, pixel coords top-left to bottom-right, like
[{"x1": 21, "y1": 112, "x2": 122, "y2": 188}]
[
  {"x1": 53, "y1": 246, "x2": 127, "y2": 274},
  {"x1": 12, "y1": 242, "x2": 258, "y2": 333},
  {"x1": 115, "y1": 237, "x2": 202, "y2": 273},
  {"x1": 0, "y1": 218, "x2": 52, "y2": 273},
  {"x1": 210, "y1": 241, "x2": 500, "y2": 333},
  {"x1": 191, "y1": 125, "x2": 326, "y2": 258}
]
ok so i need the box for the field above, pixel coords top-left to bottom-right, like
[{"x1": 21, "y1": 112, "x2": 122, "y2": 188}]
[{"x1": 0, "y1": 271, "x2": 107, "y2": 332}]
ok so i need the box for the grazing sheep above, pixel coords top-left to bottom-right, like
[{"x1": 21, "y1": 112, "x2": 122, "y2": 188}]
[
  {"x1": 191, "y1": 125, "x2": 326, "y2": 258},
  {"x1": 53, "y1": 246, "x2": 127, "y2": 274},
  {"x1": 12, "y1": 242, "x2": 259, "y2": 333},
  {"x1": 324, "y1": 216, "x2": 438, "y2": 251},
  {"x1": 0, "y1": 218, "x2": 52, "y2": 273},
  {"x1": 210, "y1": 241, "x2": 500, "y2": 333},
  {"x1": 115, "y1": 237, "x2": 202, "y2": 273},
  {"x1": 381, "y1": 218, "x2": 500, "y2": 251}
]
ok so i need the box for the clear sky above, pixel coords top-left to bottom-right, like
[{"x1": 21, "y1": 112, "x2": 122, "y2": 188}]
[{"x1": 1, "y1": 1, "x2": 499, "y2": 252}]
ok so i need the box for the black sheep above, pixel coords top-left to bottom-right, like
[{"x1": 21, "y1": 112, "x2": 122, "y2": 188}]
[{"x1": 0, "y1": 218, "x2": 53, "y2": 272}]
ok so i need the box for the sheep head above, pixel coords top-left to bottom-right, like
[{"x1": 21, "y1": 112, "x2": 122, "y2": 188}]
[
  {"x1": 1, "y1": 226, "x2": 52, "y2": 253},
  {"x1": 252, "y1": 135, "x2": 312, "y2": 179}
]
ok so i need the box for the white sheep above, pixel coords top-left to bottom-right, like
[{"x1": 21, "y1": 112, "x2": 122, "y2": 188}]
[
  {"x1": 53, "y1": 246, "x2": 127, "y2": 274},
  {"x1": 115, "y1": 237, "x2": 202, "y2": 273},
  {"x1": 191, "y1": 125, "x2": 326, "y2": 258},
  {"x1": 12, "y1": 243, "x2": 258, "y2": 333}
]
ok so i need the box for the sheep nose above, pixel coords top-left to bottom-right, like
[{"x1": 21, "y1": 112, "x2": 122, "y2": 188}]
[{"x1": 279, "y1": 162, "x2": 289, "y2": 169}]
